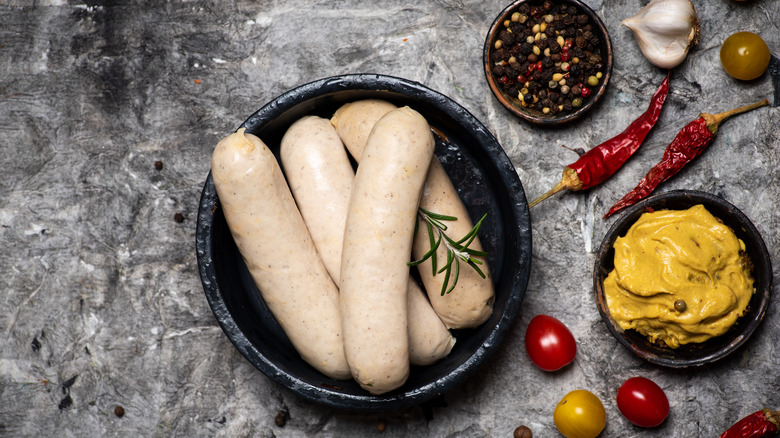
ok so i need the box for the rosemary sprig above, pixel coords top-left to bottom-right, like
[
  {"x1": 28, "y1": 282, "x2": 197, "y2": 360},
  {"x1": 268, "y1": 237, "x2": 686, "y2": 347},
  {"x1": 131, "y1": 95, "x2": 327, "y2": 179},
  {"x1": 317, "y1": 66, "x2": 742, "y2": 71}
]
[{"x1": 408, "y1": 208, "x2": 488, "y2": 296}]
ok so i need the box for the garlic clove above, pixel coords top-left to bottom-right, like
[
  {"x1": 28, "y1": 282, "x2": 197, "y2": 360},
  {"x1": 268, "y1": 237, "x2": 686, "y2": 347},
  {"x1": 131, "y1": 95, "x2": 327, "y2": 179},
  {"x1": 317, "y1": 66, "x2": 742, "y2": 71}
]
[{"x1": 622, "y1": 0, "x2": 700, "y2": 69}]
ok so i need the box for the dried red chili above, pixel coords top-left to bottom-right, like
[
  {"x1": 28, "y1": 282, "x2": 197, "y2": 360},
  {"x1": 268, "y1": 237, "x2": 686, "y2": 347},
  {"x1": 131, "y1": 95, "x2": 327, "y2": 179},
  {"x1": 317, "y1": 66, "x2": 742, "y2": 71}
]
[
  {"x1": 604, "y1": 98, "x2": 769, "y2": 218},
  {"x1": 529, "y1": 72, "x2": 670, "y2": 208},
  {"x1": 720, "y1": 409, "x2": 779, "y2": 438}
]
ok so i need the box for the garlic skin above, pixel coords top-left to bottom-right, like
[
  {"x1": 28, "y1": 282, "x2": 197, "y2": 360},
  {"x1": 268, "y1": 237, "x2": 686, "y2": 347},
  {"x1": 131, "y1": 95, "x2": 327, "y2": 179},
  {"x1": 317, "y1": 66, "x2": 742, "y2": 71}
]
[{"x1": 622, "y1": 0, "x2": 700, "y2": 69}]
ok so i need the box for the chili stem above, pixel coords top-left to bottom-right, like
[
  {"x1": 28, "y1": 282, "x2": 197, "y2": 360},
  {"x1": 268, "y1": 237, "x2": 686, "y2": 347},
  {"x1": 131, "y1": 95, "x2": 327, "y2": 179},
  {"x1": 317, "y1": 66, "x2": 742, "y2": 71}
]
[
  {"x1": 528, "y1": 167, "x2": 581, "y2": 208},
  {"x1": 703, "y1": 99, "x2": 769, "y2": 134}
]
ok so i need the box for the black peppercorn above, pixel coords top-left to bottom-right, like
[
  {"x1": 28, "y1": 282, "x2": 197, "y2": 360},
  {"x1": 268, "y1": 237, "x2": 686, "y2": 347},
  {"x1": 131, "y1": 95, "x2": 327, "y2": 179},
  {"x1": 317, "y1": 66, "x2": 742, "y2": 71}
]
[
  {"x1": 154, "y1": 161, "x2": 163, "y2": 170},
  {"x1": 490, "y1": 49, "x2": 505, "y2": 62},
  {"x1": 499, "y1": 30, "x2": 515, "y2": 45}
]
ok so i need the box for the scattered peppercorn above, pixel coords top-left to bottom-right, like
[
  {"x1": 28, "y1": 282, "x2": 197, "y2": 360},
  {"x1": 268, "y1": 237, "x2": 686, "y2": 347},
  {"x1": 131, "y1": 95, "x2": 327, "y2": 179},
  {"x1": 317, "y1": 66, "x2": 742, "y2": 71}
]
[
  {"x1": 489, "y1": 0, "x2": 606, "y2": 118},
  {"x1": 274, "y1": 411, "x2": 286, "y2": 427},
  {"x1": 114, "y1": 405, "x2": 125, "y2": 417},
  {"x1": 154, "y1": 160, "x2": 163, "y2": 170},
  {"x1": 174, "y1": 212, "x2": 184, "y2": 223},
  {"x1": 674, "y1": 299, "x2": 687, "y2": 312},
  {"x1": 514, "y1": 425, "x2": 533, "y2": 438},
  {"x1": 377, "y1": 419, "x2": 387, "y2": 433}
]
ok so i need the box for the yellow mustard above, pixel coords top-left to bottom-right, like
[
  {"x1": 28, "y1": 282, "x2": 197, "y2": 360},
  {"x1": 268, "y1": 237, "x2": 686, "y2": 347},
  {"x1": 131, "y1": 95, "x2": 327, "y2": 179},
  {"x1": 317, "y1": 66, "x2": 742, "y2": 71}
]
[{"x1": 604, "y1": 204, "x2": 754, "y2": 348}]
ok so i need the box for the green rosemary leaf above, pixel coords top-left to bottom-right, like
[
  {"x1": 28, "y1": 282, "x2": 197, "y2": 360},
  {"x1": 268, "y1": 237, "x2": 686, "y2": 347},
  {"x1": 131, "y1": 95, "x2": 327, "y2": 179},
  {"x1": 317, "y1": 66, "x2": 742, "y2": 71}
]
[
  {"x1": 468, "y1": 256, "x2": 484, "y2": 265},
  {"x1": 466, "y1": 259, "x2": 486, "y2": 279},
  {"x1": 439, "y1": 255, "x2": 452, "y2": 296},
  {"x1": 456, "y1": 213, "x2": 488, "y2": 246},
  {"x1": 408, "y1": 222, "x2": 440, "y2": 268},
  {"x1": 427, "y1": 216, "x2": 449, "y2": 232},
  {"x1": 419, "y1": 208, "x2": 457, "y2": 222},
  {"x1": 463, "y1": 247, "x2": 488, "y2": 257},
  {"x1": 427, "y1": 220, "x2": 438, "y2": 274},
  {"x1": 444, "y1": 258, "x2": 460, "y2": 295}
]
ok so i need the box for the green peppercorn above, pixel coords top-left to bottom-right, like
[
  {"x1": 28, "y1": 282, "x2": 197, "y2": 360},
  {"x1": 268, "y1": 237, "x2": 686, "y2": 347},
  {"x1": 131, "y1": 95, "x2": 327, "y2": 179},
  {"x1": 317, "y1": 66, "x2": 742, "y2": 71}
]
[
  {"x1": 587, "y1": 75, "x2": 599, "y2": 87},
  {"x1": 572, "y1": 97, "x2": 582, "y2": 108}
]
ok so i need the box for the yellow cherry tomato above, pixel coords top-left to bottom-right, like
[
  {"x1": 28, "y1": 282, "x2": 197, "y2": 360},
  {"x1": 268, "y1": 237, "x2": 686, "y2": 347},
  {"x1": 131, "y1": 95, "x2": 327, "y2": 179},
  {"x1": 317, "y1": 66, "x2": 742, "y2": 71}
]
[
  {"x1": 720, "y1": 31, "x2": 770, "y2": 80},
  {"x1": 553, "y1": 390, "x2": 607, "y2": 438}
]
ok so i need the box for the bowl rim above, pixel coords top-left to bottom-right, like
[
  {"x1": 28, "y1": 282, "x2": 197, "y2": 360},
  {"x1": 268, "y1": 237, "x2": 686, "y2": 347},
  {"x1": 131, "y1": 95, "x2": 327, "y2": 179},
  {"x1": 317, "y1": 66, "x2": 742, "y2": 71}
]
[
  {"x1": 196, "y1": 73, "x2": 533, "y2": 411},
  {"x1": 483, "y1": 0, "x2": 614, "y2": 126},
  {"x1": 593, "y1": 189, "x2": 773, "y2": 367}
]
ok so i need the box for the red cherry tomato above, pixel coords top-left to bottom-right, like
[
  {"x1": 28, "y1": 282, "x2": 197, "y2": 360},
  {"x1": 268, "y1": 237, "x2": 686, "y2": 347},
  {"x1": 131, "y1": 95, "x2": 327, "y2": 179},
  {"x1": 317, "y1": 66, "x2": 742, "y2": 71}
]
[
  {"x1": 616, "y1": 377, "x2": 670, "y2": 427},
  {"x1": 524, "y1": 314, "x2": 577, "y2": 371}
]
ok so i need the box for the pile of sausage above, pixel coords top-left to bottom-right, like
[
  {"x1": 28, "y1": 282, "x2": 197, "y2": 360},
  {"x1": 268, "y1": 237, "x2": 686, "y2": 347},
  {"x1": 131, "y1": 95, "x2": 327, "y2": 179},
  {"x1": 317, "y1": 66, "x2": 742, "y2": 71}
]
[{"x1": 211, "y1": 100, "x2": 495, "y2": 395}]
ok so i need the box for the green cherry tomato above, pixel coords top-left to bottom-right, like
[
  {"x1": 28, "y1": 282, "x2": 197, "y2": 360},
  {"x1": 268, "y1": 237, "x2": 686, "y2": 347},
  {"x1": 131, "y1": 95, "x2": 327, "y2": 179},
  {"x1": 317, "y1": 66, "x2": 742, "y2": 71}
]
[
  {"x1": 720, "y1": 31, "x2": 770, "y2": 80},
  {"x1": 553, "y1": 390, "x2": 607, "y2": 438}
]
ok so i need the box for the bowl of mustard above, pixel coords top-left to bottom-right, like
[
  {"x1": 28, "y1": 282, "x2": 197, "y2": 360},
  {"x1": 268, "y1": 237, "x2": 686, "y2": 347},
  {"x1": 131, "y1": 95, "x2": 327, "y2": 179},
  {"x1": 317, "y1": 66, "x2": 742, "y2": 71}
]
[{"x1": 594, "y1": 190, "x2": 772, "y2": 368}]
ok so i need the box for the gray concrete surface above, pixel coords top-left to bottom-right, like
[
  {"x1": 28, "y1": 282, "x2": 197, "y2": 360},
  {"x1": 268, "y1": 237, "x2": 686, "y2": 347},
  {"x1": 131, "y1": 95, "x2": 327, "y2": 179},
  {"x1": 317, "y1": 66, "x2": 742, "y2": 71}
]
[{"x1": 1, "y1": 1, "x2": 778, "y2": 437}]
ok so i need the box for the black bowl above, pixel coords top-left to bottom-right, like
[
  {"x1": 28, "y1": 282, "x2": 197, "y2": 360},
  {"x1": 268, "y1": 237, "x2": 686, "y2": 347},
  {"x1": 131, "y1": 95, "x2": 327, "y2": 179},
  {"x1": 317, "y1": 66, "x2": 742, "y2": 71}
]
[
  {"x1": 195, "y1": 74, "x2": 533, "y2": 411},
  {"x1": 484, "y1": 0, "x2": 613, "y2": 126},
  {"x1": 594, "y1": 190, "x2": 773, "y2": 367}
]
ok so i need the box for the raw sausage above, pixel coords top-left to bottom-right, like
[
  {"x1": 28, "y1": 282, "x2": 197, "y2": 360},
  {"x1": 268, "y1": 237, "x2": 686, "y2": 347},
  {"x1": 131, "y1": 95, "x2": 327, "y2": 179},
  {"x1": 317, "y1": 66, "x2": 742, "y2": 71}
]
[
  {"x1": 211, "y1": 128, "x2": 351, "y2": 380},
  {"x1": 331, "y1": 100, "x2": 495, "y2": 329},
  {"x1": 280, "y1": 115, "x2": 455, "y2": 366},
  {"x1": 414, "y1": 159, "x2": 494, "y2": 329},
  {"x1": 339, "y1": 107, "x2": 434, "y2": 394},
  {"x1": 280, "y1": 116, "x2": 353, "y2": 285},
  {"x1": 330, "y1": 99, "x2": 397, "y2": 156}
]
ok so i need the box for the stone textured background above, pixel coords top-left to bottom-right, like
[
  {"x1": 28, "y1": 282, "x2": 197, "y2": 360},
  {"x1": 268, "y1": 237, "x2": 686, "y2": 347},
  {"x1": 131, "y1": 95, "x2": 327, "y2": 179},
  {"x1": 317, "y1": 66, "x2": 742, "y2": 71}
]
[{"x1": 1, "y1": 1, "x2": 778, "y2": 437}]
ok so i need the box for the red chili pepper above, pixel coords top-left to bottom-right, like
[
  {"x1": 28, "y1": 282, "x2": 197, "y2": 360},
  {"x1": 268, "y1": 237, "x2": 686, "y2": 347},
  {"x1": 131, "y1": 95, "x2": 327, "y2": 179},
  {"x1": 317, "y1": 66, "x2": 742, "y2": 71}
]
[
  {"x1": 604, "y1": 98, "x2": 769, "y2": 218},
  {"x1": 720, "y1": 409, "x2": 780, "y2": 438},
  {"x1": 528, "y1": 72, "x2": 670, "y2": 208}
]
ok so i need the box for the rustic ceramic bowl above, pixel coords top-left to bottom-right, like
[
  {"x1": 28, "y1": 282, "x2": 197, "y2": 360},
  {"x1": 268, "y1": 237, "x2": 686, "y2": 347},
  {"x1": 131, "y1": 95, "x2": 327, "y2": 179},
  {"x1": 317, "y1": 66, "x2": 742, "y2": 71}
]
[
  {"x1": 484, "y1": 0, "x2": 613, "y2": 126},
  {"x1": 196, "y1": 74, "x2": 533, "y2": 411},
  {"x1": 594, "y1": 190, "x2": 772, "y2": 368}
]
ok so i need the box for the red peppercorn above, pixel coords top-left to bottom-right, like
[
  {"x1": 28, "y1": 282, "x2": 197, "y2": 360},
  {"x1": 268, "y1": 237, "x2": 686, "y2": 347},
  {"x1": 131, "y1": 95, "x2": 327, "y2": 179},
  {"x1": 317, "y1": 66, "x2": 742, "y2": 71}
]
[{"x1": 581, "y1": 86, "x2": 592, "y2": 98}]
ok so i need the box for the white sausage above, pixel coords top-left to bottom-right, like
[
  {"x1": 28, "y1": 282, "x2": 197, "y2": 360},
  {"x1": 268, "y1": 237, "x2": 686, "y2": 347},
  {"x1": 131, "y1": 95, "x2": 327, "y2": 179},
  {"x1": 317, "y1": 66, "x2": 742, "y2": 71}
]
[
  {"x1": 414, "y1": 159, "x2": 494, "y2": 329},
  {"x1": 280, "y1": 114, "x2": 455, "y2": 366},
  {"x1": 330, "y1": 99, "x2": 397, "y2": 158},
  {"x1": 331, "y1": 100, "x2": 495, "y2": 329},
  {"x1": 211, "y1": 128, "x2": 351, "y2": 380},
  {"x1": 339, "y1": 107, "x2": 435, "y2": 394},
  {"x1": 406, "y1": 280, "x2": 456, "y2": 366},
  {"x1": 280, "y1": 116, "x2": 353, "y2": 285}
]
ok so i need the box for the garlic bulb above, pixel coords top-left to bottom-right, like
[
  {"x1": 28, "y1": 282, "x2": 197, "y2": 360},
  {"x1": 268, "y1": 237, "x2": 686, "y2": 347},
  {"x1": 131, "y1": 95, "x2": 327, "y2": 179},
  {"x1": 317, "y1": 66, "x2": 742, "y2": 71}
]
[{"x1": 622, "y1": 0, "x2": 700, "y2": 69}]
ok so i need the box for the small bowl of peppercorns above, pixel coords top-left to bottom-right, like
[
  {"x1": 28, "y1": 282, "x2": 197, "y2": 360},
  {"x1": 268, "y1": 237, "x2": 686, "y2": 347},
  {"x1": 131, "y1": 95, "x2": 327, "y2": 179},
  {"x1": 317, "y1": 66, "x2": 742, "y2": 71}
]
[{"x1": 484, "y1": 0, "x2": 613, "y2": 125}]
